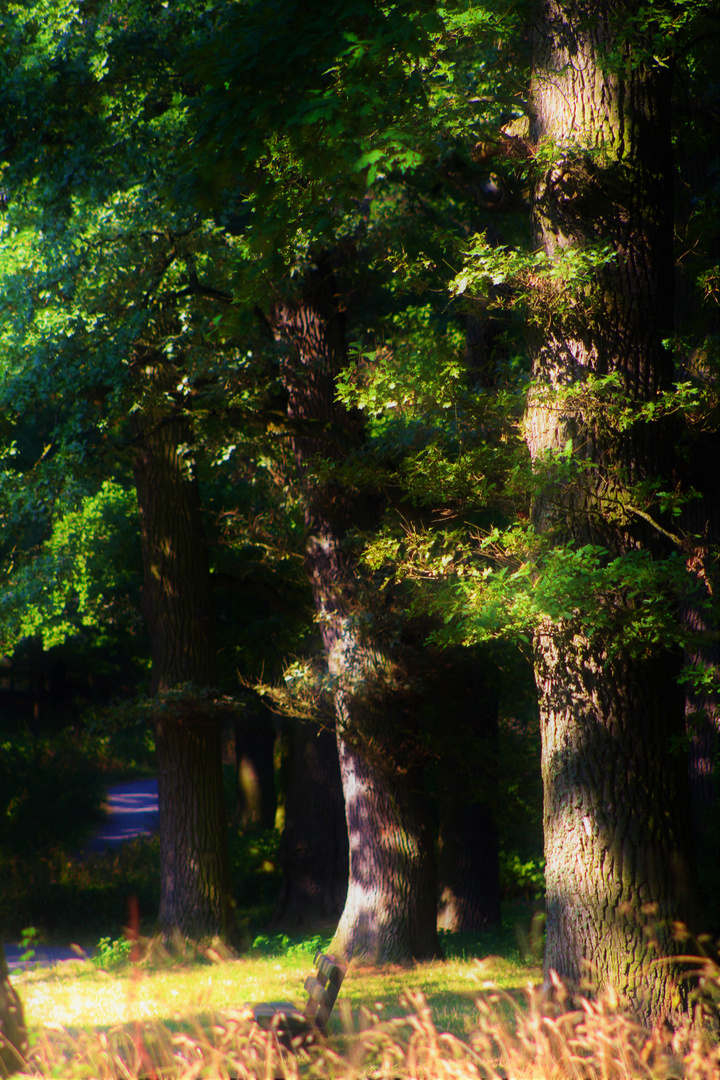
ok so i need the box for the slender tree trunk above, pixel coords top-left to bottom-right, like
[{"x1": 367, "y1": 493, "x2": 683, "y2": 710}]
[
  {"x1": 269, "y1": 260, "x2": 440, "y2": 962},
  {"x1": 272, "y1": 716, "x2": 348, "y2": 929},
  {"x1": 438, "y1": 798, "x2": 500, "y2": 932},
  {"x1": 0, "y1": 942, "x2": 26, "y2": 1077},
  {"x1": 132, "y1": 357, "x2": 236, "y2": 945},
  {"x1": 526, "y1": 1, "x2": 696, "y2": 1019},
  {"x1": 311, "y1": 536, "x2": 440, "y2": 963}
]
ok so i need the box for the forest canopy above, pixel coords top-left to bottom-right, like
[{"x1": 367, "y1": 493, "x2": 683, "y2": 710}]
[{"x1": 0, "y1": 0, "x2": 718, "y2": 1024}]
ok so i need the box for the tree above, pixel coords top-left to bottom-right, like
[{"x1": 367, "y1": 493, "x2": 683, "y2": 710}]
[
  {"x1": 5, "y1": 0, "x2": 715, "y2": 1000},
  {"x1": 0, "y1": 1, "x2": 242, "y2": 947},
  {"x1": 523, "y1": 0, "x2": 697, "y2": 1018},
  {"x1": 0, "y1": 943, "x2": 26, "y2": 1077},
  {"x1": 435, "y1": 651, "x2": 501, "y2": 932},
  {"x1": 672, "y1": 16, "x2": 720, "y2": 928},
  {"x1": 183, "y1": 0, "x2": 531, "y2": 960},
  {"x1": 132, "y1": 351, "x2": 237, "y2": 944},
  {"x1": 268, "y1": 260, "x2": 440, "y2": 962}
]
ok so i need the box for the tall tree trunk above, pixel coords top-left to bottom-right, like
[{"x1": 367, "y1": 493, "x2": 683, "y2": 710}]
[
  {"x1": 273, "y1": 716, "x2": 348, "y2": 929},
  {"x1": 332, "y1": 733, "x2": 438, "y2": 962},
  {"x1": 525, "y1": 1, "x2": 696, "y2": 1020},
  {"x1": 0, "y1": 942, "x2": 26, "y2": 1077},
  {"x1": 438, "y1": 797, "x2": 500, "y2": 932},
  {"x1": 132, "y1": 356, "x2": 236, "y2": 945},
  {"x1": 269, "y1": 260, "x2": 441, "y2": 962}
]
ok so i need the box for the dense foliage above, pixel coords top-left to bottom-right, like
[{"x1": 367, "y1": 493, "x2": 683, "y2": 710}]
[{"x1": 0, "y1": 0, "x2": 718, "y2": 1016}]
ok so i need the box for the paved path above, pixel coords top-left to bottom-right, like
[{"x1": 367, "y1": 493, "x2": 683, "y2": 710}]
[
  {"x1": 5, "y1": 776, "x2": 159, "y2": 971},
  {"x1": 83, "y1": 777, "x2": 159, "y2": 853}
]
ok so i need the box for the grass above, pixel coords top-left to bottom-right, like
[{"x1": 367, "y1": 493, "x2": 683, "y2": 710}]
[
  {"x1": 9, "y1": 948, "x2": 720, "y2": 1079},
  {"x1": 14, "y1": 917, "x2": 543, "y2": 1036},
  {"x1": 8, "y1": 914, "x2": 720, "y2": 1078},
  {"x1": 11, "y1": 948, "x2": 547, "y2": 1078},
  {"x1": 12, "y1": 732, "x2": 718, "y2": 1077}
]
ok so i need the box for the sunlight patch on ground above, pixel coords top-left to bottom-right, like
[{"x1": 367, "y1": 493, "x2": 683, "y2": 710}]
[
  {"x1": 14, "y1": 955, "x2": 542, "y2": 1035},
  {"x1": 16, "y1": 960, "x2": 301, "y2": 1030}
]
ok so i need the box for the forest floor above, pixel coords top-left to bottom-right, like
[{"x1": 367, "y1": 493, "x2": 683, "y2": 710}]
[
  {"x1": 13, "y1": 939, "x2": 542, "y2": 1040},
  {"x1": 5, "y1": 775, "x2": 549, "y2": 1075}
]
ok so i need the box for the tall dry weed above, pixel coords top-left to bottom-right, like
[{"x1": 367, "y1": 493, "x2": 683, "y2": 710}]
[{"x1": 11, "y1": 967, "x2": 720, "y2": 1079}]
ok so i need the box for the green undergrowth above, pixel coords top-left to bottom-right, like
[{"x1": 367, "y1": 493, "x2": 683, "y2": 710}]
[
  {"x1": 5, "y1": 823, "x2": 285, "y2": 945},
  {"x1": 4, "y1": 835, "x2": 162, "y2": 945},
  {"x1": 0, "y1": 724, "x2": 158, "y2": 937}
]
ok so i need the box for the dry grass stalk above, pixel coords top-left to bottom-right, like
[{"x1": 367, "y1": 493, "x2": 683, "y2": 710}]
[{"x1": 9, "y1": 976, "x2": 720, "y2": 1079}]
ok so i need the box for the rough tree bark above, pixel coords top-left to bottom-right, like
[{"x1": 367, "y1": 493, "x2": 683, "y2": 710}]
[
  {"x1": 525, "y1": 0, "x2": 696, "y2": 1020},
  {"x1": 269, "y1": 259, "x2": 440, "y2": 962},
  {"x1": 132, "y1": 354, "x2": 236, "y2": 946}
]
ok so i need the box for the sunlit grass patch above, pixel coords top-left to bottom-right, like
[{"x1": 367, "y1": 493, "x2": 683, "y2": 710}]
[
  {"x1": 17, "y1": 957, "x2": 305, "y2": 1030},
  {"x1": 15, "y1": 948, "x2": 543, "y2": 1037},
  {"x1": 12, "y1": 976, "x2": 720, "y2": 1079},
  {"x1": 15, "y1": 908, "x2": 545, "y2": 1036}
]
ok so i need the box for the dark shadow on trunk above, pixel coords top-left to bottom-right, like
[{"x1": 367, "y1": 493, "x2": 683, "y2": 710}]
[
  {"x1": 332, "y1": 733, "x2": 439, "y2": 963},
  {"x1": 526, "y1": 0, "x2": 697, "y2": 1021},
  {"x1": 675, "y1": 87, "x2": 720, "y2": 933},
  {"x1": 539, "y1": 643, "x2": 695, "y2": 1018}
]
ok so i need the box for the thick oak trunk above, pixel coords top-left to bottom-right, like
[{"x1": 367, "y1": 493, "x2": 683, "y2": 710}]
[
  {"x1": 536, "y1": 633, "x2": 693, "y2": 1015},
  {"x1": 332, "y1": 734, "x2": 438, "y2": 962},
  {"x1": 154, "y1": 713, "x2": 234, "y2": 943},
  {"x1": 526, "y1": 1, "x2": 696, "y2": 1019},
  {"x1": 315, "y1": 546, "x2": 440, "y2": 963},
  {"x1": 133, "y1": 363, "x2": 235, "y2": 945},
  {"x1": 270, "y1": 260, "x2": 440, "y2": 962}
]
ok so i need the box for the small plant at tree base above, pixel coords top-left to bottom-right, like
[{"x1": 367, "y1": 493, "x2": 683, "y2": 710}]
[
  {"x1": 92, "y1": 935, "x2": 134, "y2": 970},
  {"x1": 18, "y1": 927, "x2": 38, "y2": 964},
  {"x1": 250, "y1": 932, "x2": 330, "y2": 962}
]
